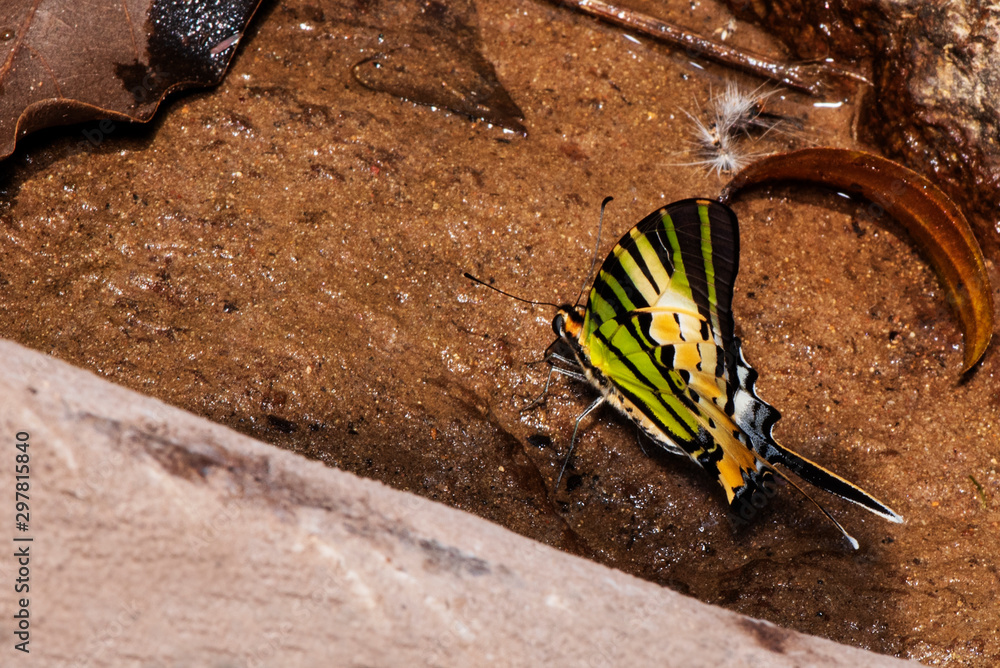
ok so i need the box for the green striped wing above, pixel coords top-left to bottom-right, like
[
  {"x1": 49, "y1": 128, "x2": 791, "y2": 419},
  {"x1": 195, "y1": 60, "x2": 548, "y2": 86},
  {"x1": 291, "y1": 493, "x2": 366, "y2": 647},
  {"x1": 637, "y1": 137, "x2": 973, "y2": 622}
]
[
  {"x1": 576, "y1": 198, "x2": 902, "y2": 528},
  {"x1": 580, "y1": 199, "x2": 763, "y2": 504}
]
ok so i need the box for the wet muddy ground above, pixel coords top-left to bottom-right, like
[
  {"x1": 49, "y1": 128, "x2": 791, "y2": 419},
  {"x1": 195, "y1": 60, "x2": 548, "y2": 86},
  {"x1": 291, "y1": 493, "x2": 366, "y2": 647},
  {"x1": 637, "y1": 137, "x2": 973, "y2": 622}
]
[{"x1": 2, "y1": 0, "x2": 998, "y2": 664}]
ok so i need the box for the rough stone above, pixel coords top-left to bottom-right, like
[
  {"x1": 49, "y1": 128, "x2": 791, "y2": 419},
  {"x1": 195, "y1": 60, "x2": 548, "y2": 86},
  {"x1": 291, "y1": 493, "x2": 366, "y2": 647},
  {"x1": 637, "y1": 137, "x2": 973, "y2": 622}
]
[
  {"x1": 0, "y1": 339, "x2": 917, "y2": 666},
  {"x1": 727, "y1": 0, "x2": 1000, "y2": 252}
]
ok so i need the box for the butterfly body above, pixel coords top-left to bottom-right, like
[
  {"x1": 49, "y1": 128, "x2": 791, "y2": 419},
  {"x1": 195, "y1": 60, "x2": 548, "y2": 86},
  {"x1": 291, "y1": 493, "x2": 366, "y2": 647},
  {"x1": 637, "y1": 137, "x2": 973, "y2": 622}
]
[{"x1": 549, "y1": 198, "x2": 902, "y2": 544}]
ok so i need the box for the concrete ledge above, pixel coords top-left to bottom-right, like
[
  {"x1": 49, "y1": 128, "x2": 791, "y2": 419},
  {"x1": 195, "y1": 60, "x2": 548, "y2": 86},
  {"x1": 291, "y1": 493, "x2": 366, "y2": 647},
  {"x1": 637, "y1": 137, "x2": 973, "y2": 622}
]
[{"x1": 0, "y1": 339, "x2": 916, "y2": 666}]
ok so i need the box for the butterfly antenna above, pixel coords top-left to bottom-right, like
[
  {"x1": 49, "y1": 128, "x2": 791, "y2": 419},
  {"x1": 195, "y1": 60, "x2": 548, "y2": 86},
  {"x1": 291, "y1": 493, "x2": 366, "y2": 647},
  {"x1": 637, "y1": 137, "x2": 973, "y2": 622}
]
[
  {"x1": 463, "y1": 272, "x2": 560, "y2": 309},
  {"x1": 573, "y1": 196, "x2": 614, "y2": 308},
  {"x1": 760, "y1": 459, "x2": 860, "y2": 550}
]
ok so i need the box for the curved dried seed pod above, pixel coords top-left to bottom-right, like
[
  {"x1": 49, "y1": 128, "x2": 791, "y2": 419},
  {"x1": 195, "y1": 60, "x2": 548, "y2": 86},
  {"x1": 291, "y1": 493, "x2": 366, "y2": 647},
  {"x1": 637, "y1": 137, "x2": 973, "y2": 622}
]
[{"x1": 720, "y1": 147, "x2": 994, "y2": 373}]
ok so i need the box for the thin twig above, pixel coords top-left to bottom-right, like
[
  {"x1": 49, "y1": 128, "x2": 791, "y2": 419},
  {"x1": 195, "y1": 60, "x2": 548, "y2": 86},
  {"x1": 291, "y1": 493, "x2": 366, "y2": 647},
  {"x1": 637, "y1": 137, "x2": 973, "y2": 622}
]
[{"x1": 550, "y1": 0, "x2": 869, "y2": 95}]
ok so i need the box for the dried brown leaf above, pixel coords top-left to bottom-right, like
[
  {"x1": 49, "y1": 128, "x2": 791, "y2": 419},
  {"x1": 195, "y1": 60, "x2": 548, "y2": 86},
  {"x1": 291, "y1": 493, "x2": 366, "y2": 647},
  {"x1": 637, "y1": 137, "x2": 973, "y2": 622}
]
[{"x1": 0, "y1": 0, "x2": 263, "y2": 159}]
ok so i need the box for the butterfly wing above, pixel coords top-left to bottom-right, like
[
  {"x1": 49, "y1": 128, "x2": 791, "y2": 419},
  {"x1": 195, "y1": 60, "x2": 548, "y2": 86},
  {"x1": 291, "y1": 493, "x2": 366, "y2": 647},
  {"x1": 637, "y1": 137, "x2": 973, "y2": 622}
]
[
  {"x1": 728, "y1": 340, "x2": 902, "y2": 522},
  {"x1": 579, "y1": 198, "x2": 902, "y2": 525},
  {"x1": 582, "y1": 198, "x2": 738, "y2": 353},
  {"x1": 580, "y1": 199, "x2": 769, "y2": 509}
]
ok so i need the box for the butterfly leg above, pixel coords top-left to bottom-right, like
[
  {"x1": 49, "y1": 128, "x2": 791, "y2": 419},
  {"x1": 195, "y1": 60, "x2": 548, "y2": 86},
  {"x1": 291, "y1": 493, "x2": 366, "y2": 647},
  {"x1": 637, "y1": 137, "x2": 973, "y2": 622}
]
[
  {"x1": 522, "y1": 366, "x2": 559, "y2": 413},
  {"x1": 551, "y1": 365, "x2": 588, "y2": 382},
  {"x1": 522, "y1": 360, "x2": 588, "y2": 412},
  {"x1": 555, "y1": 396, "x2": 606, "y2": 493},
  {"x1": 634, "y1": 426, "x2": 658, "y2": 458}
]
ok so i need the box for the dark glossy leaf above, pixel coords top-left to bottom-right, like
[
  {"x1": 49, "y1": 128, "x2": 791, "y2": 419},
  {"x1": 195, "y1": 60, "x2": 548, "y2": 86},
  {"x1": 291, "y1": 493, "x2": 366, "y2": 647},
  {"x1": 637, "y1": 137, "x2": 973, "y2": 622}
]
[
  {"x1": 720, "y1": 147, "x2": 995, "y2": 373},
  {"x1": 0, "y1": 0, "x2": 263, "y2": 159}
]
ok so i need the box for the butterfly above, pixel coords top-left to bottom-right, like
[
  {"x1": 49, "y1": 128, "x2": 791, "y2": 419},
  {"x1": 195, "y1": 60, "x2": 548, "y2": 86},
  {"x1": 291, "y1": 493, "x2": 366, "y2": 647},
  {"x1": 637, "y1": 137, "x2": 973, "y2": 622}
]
[{"x1": 543, "y1": 197, "x2": 903, "y2": 548}]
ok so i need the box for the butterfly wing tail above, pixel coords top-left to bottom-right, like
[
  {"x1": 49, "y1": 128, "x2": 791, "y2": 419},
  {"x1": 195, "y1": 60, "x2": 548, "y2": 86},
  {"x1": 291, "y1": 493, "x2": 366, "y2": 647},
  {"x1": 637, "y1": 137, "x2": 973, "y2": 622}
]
[
  {"x1": 765, "y1": 440, "x2": 904, "y2": 524},
  {"x1": 728, "y1": 338, "x2": 903, "y2": 525}
]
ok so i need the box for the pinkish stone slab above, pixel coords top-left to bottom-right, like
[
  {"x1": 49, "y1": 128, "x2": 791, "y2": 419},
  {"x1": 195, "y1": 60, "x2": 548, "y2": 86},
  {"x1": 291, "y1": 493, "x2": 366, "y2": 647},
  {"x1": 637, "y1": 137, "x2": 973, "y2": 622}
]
[{"x1": 0, "y1": 339, "x2": 916, "y2": 667}]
